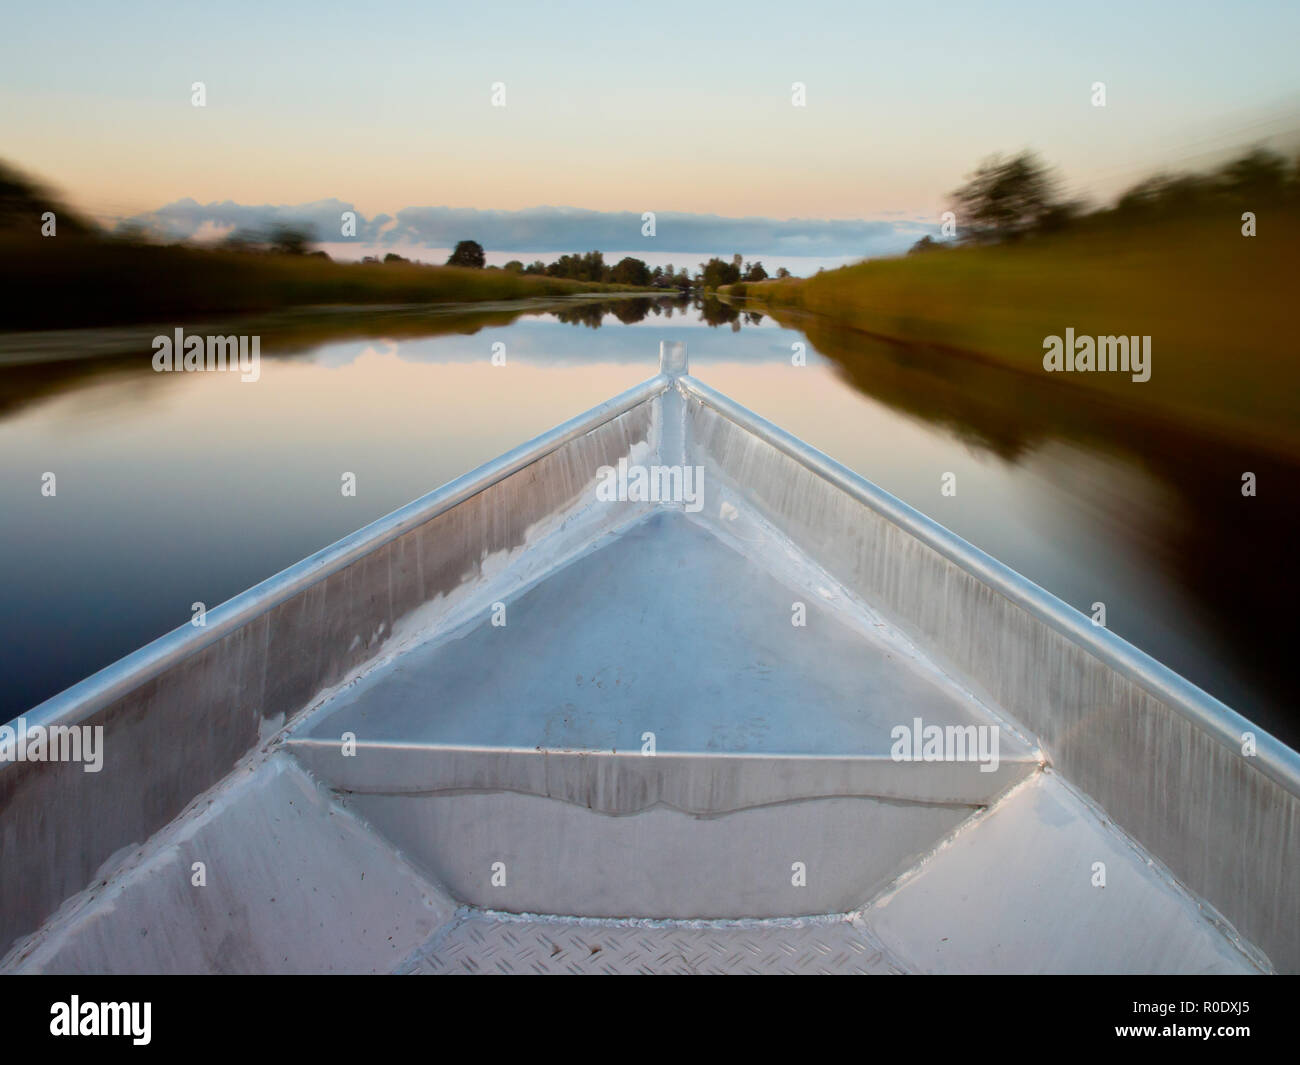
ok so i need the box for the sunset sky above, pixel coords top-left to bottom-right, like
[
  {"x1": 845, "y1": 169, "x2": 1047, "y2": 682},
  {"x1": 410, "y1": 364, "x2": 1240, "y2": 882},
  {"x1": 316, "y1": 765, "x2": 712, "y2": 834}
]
[{"x1": 3, "y1": 0, "x2": 1298, "y2": 261}]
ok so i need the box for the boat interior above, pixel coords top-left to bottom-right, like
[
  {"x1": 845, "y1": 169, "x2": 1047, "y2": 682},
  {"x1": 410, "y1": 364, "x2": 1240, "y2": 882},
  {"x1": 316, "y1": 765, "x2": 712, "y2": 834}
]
[{"x1": 3, "y1": 344, "x2": 1295, "y2": 974}]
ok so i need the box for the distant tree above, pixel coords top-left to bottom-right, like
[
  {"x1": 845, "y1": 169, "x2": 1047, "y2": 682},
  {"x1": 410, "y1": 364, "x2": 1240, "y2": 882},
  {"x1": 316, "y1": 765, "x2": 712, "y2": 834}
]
[
  {"x1": 775, "y1": 266, "x2": 791, "y2": 279},
  {"x1": 1036, "y1": 200, "x2": 1086, "y2": 234},
  {"x1": 523, "y1": 260, "x2": 547, "y2": 274},
  {"x1": 1114, "y1": 172, "x2": 1212, "y2": 217},
  {"x1": 0, "y1": 159, "x2": 95, "y2": 236},
  {"x1": 699, "y1": 256, "x2": 742, "y2": 288},
  {"x1": 383, "y1": 252, "x2": 408, "y2": 263},
  {"x1": 1218, "y1": 147, "x2": 1289, "y2": 200},
  {"x1": 447, "y1": 240, "x2": 486, "y2": 268},
  {"x1": 743, "y1": 261, "x2": 768, "y2": 281},
  {"x1": 502, "y1": 259, "x2": 524, "y2": 273},
  {"x1": 609, "y1": 256, "x2": 652, "y2": 285},
  {"x1": 546, "y1": 250, "x2": 606, "y2": 282},
  {"x1": 269, "y1": 224, "x2": 312, "y2": 255},
  {"x1": 907, "y1": 235, "x2": 939, "y2": 254},
  {"x1": 951, "y1": 151, "x2": 1058, "y2": 242},
  {"x1": 656, "y1": 266, "x2": 690, "y2": 291}
]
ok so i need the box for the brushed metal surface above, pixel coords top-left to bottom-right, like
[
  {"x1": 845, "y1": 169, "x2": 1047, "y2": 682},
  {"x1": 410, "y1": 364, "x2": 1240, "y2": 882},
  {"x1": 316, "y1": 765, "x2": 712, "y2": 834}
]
[
  {"x1": 8, "y1": 756, "x2": 454, "y2": 974},
  {"x1": 399, "y1": 911, "x2": 905, "y2": 975},
  {"x1": 0, "y1": 383, "x2": 662, "y2": 955},
  {"x1": 289, "y1": 510, "x2": 1039, "y2": 810},
  {"x1": 680, "y1": 372, "x2": 1300, "y2": 971},
  {"x1": 3, "y1": 344, "x2": 1295, "y2": 973},
  {"x1": 865, "y1": 772, "x2": 1268, "y2": 974}
]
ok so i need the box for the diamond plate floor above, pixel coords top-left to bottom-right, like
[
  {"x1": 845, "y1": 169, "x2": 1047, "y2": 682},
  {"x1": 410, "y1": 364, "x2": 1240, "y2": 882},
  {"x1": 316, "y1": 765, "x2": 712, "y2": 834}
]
[{"x1": 398, "y1": 910, "x2": 907, "y2": 975}]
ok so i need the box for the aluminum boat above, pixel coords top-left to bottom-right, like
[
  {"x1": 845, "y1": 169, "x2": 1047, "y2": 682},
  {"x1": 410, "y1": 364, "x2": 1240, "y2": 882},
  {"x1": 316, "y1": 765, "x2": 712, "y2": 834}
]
[{"x1": 3, "y1": 342, "x2": 1297, "y2": 975}]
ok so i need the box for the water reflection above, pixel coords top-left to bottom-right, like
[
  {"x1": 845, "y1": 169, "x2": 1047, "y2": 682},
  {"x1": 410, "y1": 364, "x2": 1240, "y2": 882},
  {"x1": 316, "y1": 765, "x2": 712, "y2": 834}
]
[
  {"x1": 0, "y1": 295, "x2": 1294, "y2": 749},
  {"x1": 736, "y1": 308, "x2": 1298, "y2": 744}
]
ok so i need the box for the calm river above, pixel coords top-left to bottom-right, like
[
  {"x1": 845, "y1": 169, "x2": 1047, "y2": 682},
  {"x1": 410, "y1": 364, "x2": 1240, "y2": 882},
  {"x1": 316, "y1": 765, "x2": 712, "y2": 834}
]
[{"x1": 1, "y1": 295, "x2": 1295, "y2": 746}]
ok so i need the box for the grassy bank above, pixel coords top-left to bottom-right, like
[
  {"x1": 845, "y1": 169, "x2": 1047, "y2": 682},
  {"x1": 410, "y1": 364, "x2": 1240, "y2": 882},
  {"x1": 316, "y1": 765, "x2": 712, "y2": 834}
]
[
  {"x1": 0, "y1": 236, "x2": 649, "y2": 331},
  {"x1": 724, "y1": 209, "x2": 1299, "y2": 455}
]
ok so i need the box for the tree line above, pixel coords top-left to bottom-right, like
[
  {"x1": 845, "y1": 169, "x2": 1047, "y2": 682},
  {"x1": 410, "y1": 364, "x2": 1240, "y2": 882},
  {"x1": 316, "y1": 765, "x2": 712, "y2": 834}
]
[
  {"x1": 432, "y1": 241, "x2": 790, "y2": 290},
  {"x1": 910, "y1": 145, "x2": 1300, "y2": 253}
]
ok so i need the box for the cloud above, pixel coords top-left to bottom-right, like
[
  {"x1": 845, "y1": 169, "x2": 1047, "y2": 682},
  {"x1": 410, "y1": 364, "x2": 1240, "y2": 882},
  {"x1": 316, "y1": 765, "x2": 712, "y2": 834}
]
[
  {"x1": 189, "y1": 219, "x2": 238, "y2": 244},
  {"x1": 117, "y1": 199, "x2": 934, "y2": 258}
]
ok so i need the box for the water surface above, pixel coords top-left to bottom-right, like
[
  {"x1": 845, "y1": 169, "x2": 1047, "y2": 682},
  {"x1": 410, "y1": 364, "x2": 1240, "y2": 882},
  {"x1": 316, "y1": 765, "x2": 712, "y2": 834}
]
[{"x1": 1, "y1": 296, "x2": 1294, "y2": 747}]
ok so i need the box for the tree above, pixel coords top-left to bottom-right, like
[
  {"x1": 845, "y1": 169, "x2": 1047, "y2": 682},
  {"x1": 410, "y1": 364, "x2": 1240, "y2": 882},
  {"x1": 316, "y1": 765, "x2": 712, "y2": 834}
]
[
  {"x1": 269, "y1": 224, "x2": 312, "y2": 255},
  {"x1": 447, "y1": 240, "x2": 486, "y2": 268},
  {"x1": 775, "y1": 267, "x2": 791, "y2": 279},
  {"x1": 546, "y1": 250, "x2": 607, "y2": 282},
  {"x1": 0, "y1": 159, "x2": 95, "y2": 236},
  {"x1": 743, "y1": 261, "x2": 768, "y2": 281},
  {"x1": 503, "y1": 259, "x2": 524, "y2": 273},
  {"x1": 951, "y1": 151, "x2": 1058, "y2": 242},
  {"x1": 907, "y1": 235, "x2": 939, "y2": 254},
  {"x1": 1218, "y1": 147, "x2": 1289, "y2": 200},
  {"x1": 609, "y1": 256, "x2": 651, "y2": 285},
  {"x1": 698, "y1": 256, "x2": 741, "y2": 289},
  {"x1": 383, "y1": 252, "x2": 408, "y2": 264},
  {"x1": 1115, "y1": 172, "x2": 1211, "y2": 217}
]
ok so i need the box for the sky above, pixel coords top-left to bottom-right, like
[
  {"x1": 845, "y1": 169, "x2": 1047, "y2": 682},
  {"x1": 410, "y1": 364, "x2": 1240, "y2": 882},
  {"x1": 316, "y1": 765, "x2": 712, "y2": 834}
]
[{"x1": 2, "y1": 0, "x2": 1298, "y2": 262}]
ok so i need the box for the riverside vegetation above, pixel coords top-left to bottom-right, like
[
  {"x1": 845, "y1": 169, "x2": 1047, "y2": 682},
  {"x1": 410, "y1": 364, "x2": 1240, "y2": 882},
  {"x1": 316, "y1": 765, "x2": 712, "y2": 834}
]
[
  {"x1": 723, "y1": 149, "x2": 1300, "y2": 457},
  {"x1": 0, "y1": 162, "x2": 655, "y2": 331}
]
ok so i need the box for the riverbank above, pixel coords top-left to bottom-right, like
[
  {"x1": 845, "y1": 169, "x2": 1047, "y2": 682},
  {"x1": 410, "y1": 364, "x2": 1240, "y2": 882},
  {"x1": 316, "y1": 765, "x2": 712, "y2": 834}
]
[
  {"x1": 0, "y1": 295, "x2": 665, "y2": 369},
  {"x1": 0, "y1": 235, "x2": 651, "y2": 331},
  {"x1": 723, "y1": 208, "x2": 1299, "y2": 457}
]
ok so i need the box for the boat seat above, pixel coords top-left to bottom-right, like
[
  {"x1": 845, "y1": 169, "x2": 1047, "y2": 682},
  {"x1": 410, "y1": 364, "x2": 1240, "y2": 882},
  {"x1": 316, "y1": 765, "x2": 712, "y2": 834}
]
[{"x1": 286, "y1": 510, "x2": 1042, "y2": 918}]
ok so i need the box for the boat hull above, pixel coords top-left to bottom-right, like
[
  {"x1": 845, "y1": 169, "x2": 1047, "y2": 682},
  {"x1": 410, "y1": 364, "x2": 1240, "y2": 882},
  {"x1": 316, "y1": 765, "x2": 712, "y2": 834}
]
[{"x1": 3, "y1": 344, "x2": 1296, "y2": 974}]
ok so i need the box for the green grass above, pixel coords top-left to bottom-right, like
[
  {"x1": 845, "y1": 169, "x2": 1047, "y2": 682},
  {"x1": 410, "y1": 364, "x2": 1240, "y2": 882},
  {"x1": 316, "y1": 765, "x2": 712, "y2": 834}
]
[
  {"x1": 0, "y1": 236, "x2": 651, "y2": 330},
  {"x1": 724, "y1": 209, "x2": 1300, "y2": 455}
]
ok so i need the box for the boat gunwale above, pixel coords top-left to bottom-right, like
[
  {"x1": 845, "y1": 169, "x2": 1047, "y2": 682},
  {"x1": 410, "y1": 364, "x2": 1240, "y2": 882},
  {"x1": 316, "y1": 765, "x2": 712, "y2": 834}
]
[
  {"x1": 7, "y1": 372, "x2": 672, "y2": 740},
  {"x1": 677, "y1": 372, "x2": 1300, "y2": 797},
  {"x1": 10, "y1": 363, "x2": 1298, "y2": 799}
]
